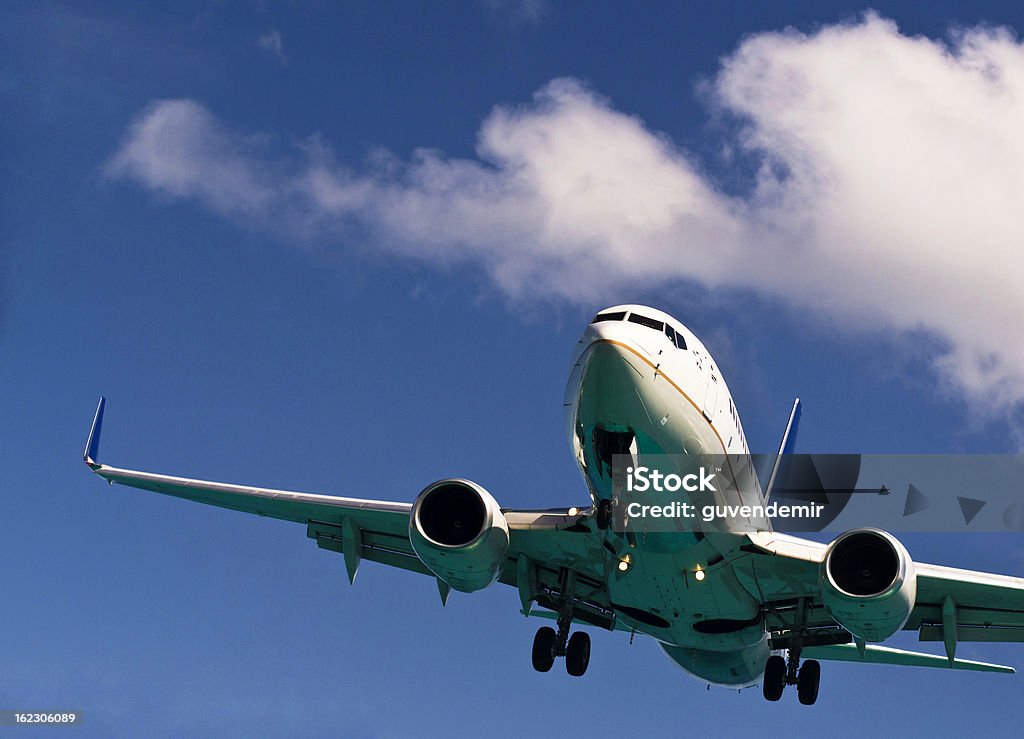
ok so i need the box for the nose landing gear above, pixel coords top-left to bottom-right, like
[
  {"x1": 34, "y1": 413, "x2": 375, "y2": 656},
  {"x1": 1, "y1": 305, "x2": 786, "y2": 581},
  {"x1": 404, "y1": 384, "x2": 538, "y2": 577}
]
[{"x1": 591, "y1": 426, "x2": 635, "y2": 531}]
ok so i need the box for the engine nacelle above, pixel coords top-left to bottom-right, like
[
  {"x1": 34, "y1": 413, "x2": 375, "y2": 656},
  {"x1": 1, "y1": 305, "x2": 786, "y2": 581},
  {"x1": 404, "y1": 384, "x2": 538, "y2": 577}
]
[
  {"x1": 819, "y1": 528, "x2": 917, "y2": 642},
  {"x1": 409, "y1": 479, "x2": 509, "y2": 593}
]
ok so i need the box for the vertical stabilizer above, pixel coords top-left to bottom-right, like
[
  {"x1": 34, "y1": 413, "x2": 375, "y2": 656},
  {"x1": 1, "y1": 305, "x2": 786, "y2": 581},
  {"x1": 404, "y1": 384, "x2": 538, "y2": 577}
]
[{"x1": 764, "y1": 398, "x2": 801, "y2": 502}]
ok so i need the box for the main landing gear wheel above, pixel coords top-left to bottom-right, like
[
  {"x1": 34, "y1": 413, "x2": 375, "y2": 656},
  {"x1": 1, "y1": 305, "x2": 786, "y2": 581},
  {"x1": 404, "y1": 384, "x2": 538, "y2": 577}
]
[
  {"x1": 762, "y1": 654, "x2": 786, "y2": 701},
  {"x1": 532, "y1": 627, "x2": 556, "y2": 672},
  {"x1": 797, "y1": 659, "x2": 820, "y2": 705},
  {"x1": 565, "y1": 631, "x2": 591, "y2": 677},
  {"x1": 596, "y1": 499, "x2": 612, "y2": 530}
]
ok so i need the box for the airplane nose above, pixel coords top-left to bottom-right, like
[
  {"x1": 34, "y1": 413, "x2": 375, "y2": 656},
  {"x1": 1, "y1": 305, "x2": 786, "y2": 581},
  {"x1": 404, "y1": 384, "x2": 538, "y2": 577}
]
[
  {"x1": 588, "y1": 321, "x2": 619, "y2": 342},
  {"x1": 582, "y1": 339, "x2": 646, "y2": 393}
]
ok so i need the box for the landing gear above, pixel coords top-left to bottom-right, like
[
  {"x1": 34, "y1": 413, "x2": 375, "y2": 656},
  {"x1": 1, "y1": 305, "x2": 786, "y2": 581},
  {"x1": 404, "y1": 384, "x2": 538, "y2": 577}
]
[
  {"x1": 530, "y1": 623, "x2": 592, "y2": 677},
  {"x1": 763, "y1": 597, "x2": 821, "y2": 705},
  {"x1": 532, "y1": 626, "x2": 556, "y2": 672},
  {"x1": 566, "y1": 632, "x2": 591, "y2": 677},
  {"x1": 762, "y1": 655, "x2": 786, "y2": 701},
  {"x1": 530, "y1": 568, "x2": 591, "y2": 677},
  {"x1": 797, "y1": 659, "x2": 820, "y2": 705},
  {"x1": 592, "y1": 426, "x2": 634, "y2": 533},
  {"x1": 762, "y1": 651, "x2": 819, "y2": 705}
]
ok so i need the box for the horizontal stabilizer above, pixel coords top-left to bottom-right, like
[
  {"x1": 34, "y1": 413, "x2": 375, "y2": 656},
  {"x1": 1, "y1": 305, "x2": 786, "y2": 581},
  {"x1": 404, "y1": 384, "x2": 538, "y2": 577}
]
[{"x1": 803, "y1": 643, "x2": 1015, "y2": 673}]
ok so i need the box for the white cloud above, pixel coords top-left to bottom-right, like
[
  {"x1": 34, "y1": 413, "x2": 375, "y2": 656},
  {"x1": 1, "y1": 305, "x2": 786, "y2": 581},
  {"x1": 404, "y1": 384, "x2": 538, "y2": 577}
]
[
  {"x1": 257, "y1": 30, "x2": 286, "y2": 64},
  {"x1": 106, "y1": 14, "x2": 1024, "y2": 414},
  {"x1": 480, "y1": 0, "x2": 546, "y2": 25},
  {"x1": 105, "y1": 99, "x2": 276, "y2": 214}
]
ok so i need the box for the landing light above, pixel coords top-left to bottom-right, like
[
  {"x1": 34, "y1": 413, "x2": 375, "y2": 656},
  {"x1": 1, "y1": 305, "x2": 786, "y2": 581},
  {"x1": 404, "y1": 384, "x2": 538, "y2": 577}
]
[
  {"x1": 694, "y1": 567, "x2": 706, "y2": 582},
  {"x1": 618, "y1": 560, "x2": 629, "y2": 572},
  {"x1": 568, "y1": 507, "x2": 579, "y2": 516}
]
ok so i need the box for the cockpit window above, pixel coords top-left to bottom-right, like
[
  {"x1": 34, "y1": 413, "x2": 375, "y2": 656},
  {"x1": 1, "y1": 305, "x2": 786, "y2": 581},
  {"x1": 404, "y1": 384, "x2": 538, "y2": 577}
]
[
  {"x1": 627, "y1": 313, "x2": 664, "y2": 331},
  {"x1": 663, "y1": 322, "x2": 688, "y2": 349},
  {"x1": 592, "y1": 311, "x2": 627, "y2": 323}
]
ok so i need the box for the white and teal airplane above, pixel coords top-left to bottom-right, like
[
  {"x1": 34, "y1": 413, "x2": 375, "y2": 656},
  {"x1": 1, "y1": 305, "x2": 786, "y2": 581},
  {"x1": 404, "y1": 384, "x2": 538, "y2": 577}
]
[{"x1": 84, "y1": 305, "x2": 1024, "y2": 705}]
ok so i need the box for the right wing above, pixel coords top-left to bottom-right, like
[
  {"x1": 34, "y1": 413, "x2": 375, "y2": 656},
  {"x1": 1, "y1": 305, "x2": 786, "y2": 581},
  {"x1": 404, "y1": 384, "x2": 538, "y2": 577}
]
[{"x1": 83, "y1": 398, "x2": 614, "y2": 624}]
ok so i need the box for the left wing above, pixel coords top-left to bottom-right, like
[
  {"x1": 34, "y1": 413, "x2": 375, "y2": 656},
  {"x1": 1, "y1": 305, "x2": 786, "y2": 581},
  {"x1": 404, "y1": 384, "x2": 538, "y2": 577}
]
[
  {"x1": 740, "y1": 530, "x2": 1024, "y2": 671},
  {"x1": 802, "y1": 643, "x2": 1014, "y2": 673},
  {"x1": 83, "y1": 398, "x2": 615, "y2": 626}
]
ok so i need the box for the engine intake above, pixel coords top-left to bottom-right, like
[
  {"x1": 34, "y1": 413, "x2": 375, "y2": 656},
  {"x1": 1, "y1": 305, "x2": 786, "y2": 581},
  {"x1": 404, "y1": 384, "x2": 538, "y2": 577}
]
[
  {"x1": 409, "y1": 479, "x2": 509, "y2": 593},
  {"x1": 820, "y1": 528, "x2": 916, "y2": 642}
]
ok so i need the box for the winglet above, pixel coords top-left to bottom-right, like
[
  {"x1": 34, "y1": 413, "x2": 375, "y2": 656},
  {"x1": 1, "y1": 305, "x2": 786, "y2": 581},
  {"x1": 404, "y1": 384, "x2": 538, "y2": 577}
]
[{"x1": 84, "y1": 396, "x2": 106, "y2": 470}]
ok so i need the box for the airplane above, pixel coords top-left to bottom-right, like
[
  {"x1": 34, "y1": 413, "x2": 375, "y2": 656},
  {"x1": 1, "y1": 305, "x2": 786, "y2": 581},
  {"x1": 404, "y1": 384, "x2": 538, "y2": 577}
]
[{"x1": 83, "y1": 304, "x2": 1024, "y2": 705}]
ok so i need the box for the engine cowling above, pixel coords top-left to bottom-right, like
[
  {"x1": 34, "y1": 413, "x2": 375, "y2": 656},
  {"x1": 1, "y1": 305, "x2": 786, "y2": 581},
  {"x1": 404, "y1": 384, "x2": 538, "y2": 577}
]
[
  {"x1": 819, "y1": 528, "x2": 917, "y2": 642},
  {"x1": 409, "y1": 479, "x2": 509, "y2": 593}
]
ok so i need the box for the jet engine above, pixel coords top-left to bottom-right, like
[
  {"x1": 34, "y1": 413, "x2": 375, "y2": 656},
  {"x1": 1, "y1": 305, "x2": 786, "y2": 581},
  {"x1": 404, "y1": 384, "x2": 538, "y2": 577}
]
[
  {"x1": 819, "y1": 528, "x2": 917, "y2": 641},
  {"x1": 409, "y1": 479, "x2": 509, "y2": 593}
]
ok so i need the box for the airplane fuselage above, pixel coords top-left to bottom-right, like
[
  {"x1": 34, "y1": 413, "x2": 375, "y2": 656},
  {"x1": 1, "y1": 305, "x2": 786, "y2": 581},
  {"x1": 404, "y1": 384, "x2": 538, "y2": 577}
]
[{"x1": 563, "y1": 305, "x2": 769, "y2": 686}]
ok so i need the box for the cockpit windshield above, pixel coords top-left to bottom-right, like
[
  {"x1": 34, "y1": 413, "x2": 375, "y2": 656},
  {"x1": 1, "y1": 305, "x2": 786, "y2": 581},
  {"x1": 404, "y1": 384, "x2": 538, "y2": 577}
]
[
  {"x1": 627, "y1": 313, "x2": 664, "y2": 331},
  {"x1": 591, "y1": 311, "x2": 626, "y2": 323},
  {"x1": 592, "y1": 310, "x2": 688, "y2": 350}
]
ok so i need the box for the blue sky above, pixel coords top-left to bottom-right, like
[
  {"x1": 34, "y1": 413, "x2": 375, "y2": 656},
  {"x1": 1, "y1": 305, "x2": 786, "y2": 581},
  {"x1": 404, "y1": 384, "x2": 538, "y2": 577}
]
[{"x1": 5, "y1": 1, "x2": 1024, "y2": 736}]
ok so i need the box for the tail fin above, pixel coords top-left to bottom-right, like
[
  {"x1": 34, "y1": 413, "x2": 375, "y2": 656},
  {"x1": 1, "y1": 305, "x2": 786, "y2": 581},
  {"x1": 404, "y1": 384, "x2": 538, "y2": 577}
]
[{"x1": 764, "y1": 398, "x2": 800, "y2": 502}]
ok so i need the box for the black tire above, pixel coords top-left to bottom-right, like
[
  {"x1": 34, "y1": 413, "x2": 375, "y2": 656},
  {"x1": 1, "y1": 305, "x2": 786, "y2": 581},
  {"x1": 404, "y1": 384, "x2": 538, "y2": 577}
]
[
  {"x1": 532, "y1": 627, "x2": 556, "y2": 672},
  {"x1": 797, "y1": 659, "x2": 820, "y2": 705},
  {"x1": 762, "y1": 655, "x2": 786, "y2": 701},
  {"x1": 565, "y1": 631, "x2": 591, "y2": 677},
  {"x1": 596, "y1": 500, "x2": 612, "y2": 530}
]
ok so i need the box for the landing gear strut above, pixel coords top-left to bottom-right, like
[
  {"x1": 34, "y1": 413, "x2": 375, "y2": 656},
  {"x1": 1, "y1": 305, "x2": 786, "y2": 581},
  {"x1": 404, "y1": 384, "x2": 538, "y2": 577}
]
[
  {"x1": 763, "y1": 598, "x2": 821, "y2": 705},
  {"x1": 530, "y1": 569, "x2": 591, "y2": 677}
]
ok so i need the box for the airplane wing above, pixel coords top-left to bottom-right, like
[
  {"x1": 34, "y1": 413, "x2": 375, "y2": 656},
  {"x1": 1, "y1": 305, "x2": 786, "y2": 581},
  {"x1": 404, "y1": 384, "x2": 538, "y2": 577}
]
[
  {"x1": 83, "y1": 398, "x2": 615, "y2": 626},
  {"x1": 741, "y1": 530, "x2": 1024, "y2": 669},
  {"x1": 802, "y1": 643, "x2": 1014, "y2": 673}
]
